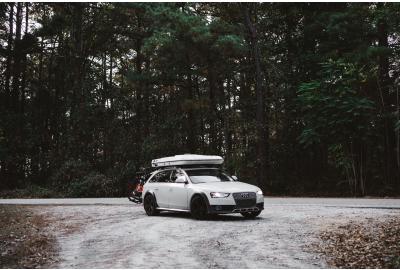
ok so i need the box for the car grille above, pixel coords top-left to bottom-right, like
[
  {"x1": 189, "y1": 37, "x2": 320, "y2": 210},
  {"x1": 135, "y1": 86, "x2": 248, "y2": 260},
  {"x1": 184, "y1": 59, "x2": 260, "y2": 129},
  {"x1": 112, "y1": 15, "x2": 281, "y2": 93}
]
[{"x1": 232, "y1": 192, "x2": 256, "y2": 208}]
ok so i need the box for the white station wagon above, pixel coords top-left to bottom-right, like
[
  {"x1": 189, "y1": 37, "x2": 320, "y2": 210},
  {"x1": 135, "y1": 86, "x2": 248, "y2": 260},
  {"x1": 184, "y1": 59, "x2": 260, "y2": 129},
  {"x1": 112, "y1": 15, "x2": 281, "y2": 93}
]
[{"x1": 142, "y1": 154, "x2": 264, "y2": 219}]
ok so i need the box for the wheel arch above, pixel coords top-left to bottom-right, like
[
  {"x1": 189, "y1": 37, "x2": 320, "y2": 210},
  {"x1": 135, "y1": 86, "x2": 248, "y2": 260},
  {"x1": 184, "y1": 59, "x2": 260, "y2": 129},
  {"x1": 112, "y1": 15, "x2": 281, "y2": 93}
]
[
  {"x1": 144, "y1": 191, "x2": 159, "y2": 207},
  {"x1": 190, "y1": 192, "x2": 211, "y2": 213}
]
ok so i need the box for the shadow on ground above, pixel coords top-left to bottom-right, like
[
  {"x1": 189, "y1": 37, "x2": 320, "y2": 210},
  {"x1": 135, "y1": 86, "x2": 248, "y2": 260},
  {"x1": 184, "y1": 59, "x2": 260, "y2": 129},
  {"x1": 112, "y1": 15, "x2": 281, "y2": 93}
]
[{"x1": 156, "y1": 211, "x2": 264, "y2": 222}]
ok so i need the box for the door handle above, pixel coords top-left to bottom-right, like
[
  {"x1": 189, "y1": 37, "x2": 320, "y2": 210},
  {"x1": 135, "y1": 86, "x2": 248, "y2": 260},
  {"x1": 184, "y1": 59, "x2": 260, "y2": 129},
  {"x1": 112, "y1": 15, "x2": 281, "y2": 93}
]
[
  {"x1": 169, "y1": 188, "x2": 173, "y2": 191},
  {"x1": 154, "y1": 188, "x2": 158, "y2": 191}
]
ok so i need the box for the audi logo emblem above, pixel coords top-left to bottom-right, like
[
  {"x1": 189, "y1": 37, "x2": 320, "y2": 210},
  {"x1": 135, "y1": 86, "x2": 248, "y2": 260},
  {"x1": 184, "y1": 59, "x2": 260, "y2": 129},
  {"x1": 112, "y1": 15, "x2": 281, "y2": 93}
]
[{"x1": 241, "y1": 193, "x2": 250, "y2": 198}]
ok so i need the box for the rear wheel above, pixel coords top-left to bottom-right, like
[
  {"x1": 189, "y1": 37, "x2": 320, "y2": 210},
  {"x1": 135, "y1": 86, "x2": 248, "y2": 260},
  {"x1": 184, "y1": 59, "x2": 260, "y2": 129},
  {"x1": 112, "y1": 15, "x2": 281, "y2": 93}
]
[
  {"x1": 190, "y1": 196, "x2": 208, "y2": 220},
  {"x1": 144, "y1": 194, "x2": 159, "y2": 216},
  {"x1": 241, "y1": 210, "x2": 261, "y2": 219}
]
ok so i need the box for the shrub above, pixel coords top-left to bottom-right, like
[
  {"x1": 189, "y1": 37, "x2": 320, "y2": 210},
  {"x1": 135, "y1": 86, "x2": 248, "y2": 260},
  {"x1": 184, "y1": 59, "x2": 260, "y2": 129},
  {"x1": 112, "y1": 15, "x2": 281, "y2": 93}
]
[
  {"x1": 67, "y1": 172, "x2": 118, "y2": 197},
  {"x1": 0, "y1": 184, "x2": 59, "y2": 199}
]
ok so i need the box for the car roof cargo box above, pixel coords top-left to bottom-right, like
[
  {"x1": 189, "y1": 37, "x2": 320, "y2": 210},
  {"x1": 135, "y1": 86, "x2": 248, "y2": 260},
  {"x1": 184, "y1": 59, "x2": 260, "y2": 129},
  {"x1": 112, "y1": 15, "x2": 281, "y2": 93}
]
[{"x1": 151, "y1": 154, "x2": 224, "y2": 168}]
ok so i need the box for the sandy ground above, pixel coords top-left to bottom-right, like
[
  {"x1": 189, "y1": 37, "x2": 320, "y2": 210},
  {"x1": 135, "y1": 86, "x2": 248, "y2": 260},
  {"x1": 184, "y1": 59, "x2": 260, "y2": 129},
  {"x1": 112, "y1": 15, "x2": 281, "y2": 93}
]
[{"x1": 1, "y1": 197, "x2": 399, "y2": 268}]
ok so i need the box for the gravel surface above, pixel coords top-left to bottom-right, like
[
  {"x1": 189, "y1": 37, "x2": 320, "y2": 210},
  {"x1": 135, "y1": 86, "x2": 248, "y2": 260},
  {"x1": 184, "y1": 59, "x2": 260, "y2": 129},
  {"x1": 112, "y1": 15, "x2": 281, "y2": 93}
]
[
  {"x1": 1, "y1": 197, "x2": 399, "y2": 268},
  {"x1": 1, "y1": 197, "x2": 400, "y2": 208}
]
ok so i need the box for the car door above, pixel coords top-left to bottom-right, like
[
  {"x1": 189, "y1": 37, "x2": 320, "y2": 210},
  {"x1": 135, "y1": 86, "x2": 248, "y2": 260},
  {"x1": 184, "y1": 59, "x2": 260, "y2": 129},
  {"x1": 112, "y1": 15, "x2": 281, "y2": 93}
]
[
  {"x1": 151, "y1": 170, "x2": 172, "y2": 208},
  {"x1": 168, "y1": 170, "x2": 189, "y2": 210}
]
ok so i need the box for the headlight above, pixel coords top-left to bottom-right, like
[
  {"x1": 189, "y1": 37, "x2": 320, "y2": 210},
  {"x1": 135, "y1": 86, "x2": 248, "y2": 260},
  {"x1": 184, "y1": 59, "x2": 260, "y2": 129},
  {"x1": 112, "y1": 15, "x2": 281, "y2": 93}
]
[
  {"x1": 210, "y1": 192, "x2": 230, "y2": 198},
  {"x1": 257, "y1": 190, "x2": 263, "y2": 195}
]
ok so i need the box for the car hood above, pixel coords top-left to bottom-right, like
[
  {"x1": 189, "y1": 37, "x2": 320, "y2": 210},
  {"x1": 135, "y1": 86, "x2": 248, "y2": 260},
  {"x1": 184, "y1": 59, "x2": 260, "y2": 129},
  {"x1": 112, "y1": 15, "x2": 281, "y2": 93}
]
[{"x1": 193, "y1": 181, "x2": 260, "y2": 193}]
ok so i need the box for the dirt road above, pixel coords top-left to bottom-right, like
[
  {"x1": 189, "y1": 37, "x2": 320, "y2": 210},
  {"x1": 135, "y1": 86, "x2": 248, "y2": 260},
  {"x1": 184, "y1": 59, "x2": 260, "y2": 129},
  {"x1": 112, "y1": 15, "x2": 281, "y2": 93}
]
[{"x1": 1, "y1": 197, "x2": 399, "y2": 268}]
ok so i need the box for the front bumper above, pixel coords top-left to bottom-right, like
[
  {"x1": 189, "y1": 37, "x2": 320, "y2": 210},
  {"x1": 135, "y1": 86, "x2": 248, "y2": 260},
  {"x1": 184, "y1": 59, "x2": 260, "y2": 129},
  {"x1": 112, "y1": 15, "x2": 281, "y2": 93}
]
[{"x1": 208, "y1": 202, "x2": 264, "y2": 214}]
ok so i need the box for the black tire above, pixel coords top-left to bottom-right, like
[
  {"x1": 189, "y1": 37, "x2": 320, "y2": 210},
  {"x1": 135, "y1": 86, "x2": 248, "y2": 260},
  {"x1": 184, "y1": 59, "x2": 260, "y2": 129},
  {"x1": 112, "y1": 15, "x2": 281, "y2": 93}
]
[
  {"x1": 128, "y1": 190, "x2": 136, "y2": 202},
  {"x1": 143, "y1": 194, "x2": 159, "y2": 216},
  {"x1": 241, "y1": 210, "x2": 261, "y2": 219},
  {"x1": 190, "y1": 195, "x2": 208, "y2": 220}
]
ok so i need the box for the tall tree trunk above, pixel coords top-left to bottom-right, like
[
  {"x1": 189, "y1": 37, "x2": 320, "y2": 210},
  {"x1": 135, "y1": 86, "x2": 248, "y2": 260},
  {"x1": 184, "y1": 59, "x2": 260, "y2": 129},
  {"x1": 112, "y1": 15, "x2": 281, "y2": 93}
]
[
  {"x1": 4, "y1": 3, "x2": 14, "y2": 109},
  {"x1": 243, "y1": 3, "x2": 269, "y2": 191},
  {"x1": 109, "y1": 54, "x2": 113, "y2": 107},
  {"x1": 207, "y1": 63, "x2": 218, "y2": 153},
  {"x1": 186, "y1": 72, "x2": 196, "y2": 153},
  {"x1": 224, "y1": 78, "x2": 233, "y2": 170},
  {"x1": 20, "y1": 3, "x2": 29, "y2": 114},
  {"x1": 69, "y1": 3, "x2": 85, "y2": 159},
  {"x1": 194, "y1": 75, "x2": 206, "y2": 152},
  {"x1": 134, "y1": 36, "x2": 144, "y2": 152},
  {"x1": 396, "y1": 84, "x2": 400, "y2": 188},
  {"x1": 102, "y1": 53, "x2": 108, "y2": 167},
  {"x1": 377, "y1": 3, "x2": 399, "y2": 187},
  {"x1": 11, "y1": 3, "x2": 23, "y2": 112}
]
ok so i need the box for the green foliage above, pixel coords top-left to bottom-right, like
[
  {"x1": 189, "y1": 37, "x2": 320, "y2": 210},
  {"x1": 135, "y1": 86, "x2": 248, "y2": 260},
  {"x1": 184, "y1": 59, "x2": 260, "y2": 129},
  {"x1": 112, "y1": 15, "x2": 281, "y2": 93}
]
[
  {"x1": 0, "y1": 185, "x2": 59, "y2": 199},
  {"x1": 50, "y1": 160, "x2": 91, "y2": 187},
  {"x1": 298, "y1": 60, "x2": 375, "y2": 147},
  {"x1": 328, "y1": 144, "x2": 352, "y2": 171},
  {"x1": 67, "y1": 173, "x2": 117, "y2": 198},
  {"x1": 395, "y1": 120, "x2": 400, "y2": 132},
  {"x1": 1, "y1": 3, "x2": 399, "y2": 197},
  {"x1": 49, "y1": 160, "x2": 120, "y2": 197}
]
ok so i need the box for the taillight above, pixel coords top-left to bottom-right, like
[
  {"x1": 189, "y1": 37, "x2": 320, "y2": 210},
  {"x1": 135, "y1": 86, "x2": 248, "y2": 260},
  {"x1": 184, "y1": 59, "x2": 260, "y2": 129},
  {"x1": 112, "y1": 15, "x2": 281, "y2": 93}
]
[{"x1": 136, "y1": 185, "x2": 143, "y2": 192}]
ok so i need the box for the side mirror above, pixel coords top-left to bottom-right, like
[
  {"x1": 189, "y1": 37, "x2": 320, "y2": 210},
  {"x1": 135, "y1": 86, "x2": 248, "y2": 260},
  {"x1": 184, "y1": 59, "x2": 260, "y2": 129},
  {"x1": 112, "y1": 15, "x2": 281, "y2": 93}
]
[
  {"x1": 232, "y1": 175, "x2": 238, "y2": 181},
  {"x1": 175, "y1": 175, "x2": 188, "y2": 184}
]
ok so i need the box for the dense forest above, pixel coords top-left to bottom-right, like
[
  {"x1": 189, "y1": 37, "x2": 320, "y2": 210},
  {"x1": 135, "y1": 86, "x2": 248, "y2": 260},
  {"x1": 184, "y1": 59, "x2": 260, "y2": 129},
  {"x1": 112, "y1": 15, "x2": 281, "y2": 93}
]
[{"x1": 0, "y1": 2, "x2": 399, "y2": 197}]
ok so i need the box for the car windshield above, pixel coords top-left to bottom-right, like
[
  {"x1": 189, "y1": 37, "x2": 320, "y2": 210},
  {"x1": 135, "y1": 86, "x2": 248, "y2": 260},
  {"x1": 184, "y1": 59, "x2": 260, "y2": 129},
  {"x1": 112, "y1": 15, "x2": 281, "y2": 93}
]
[{"x1": 186, "y1": 169, "x2": 233, "y2": 184}]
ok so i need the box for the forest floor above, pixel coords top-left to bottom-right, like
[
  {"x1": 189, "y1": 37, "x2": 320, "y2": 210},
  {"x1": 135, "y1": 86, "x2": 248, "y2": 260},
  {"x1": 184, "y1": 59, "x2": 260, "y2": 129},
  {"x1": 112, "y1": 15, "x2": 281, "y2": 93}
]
[
  {"x1": 0, "y1": 205, "x2": 58, "y2": 268},
  {"x1": 0, "y1": 197, "x2": 399, "y2": 268},
  {"x1": 312, "y1": 216, "x2": 400, "y2": 268}
]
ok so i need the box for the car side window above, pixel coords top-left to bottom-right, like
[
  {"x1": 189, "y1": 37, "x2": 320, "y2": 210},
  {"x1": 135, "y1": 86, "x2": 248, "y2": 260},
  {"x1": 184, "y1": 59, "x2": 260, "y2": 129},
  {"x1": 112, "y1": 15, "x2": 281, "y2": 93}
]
[
  {"x1": 170, "y1": 170, "x2": 185, "y2": 183},
  {"x1": 151, "y1": 170, "x2": 171, "y2": 183}
]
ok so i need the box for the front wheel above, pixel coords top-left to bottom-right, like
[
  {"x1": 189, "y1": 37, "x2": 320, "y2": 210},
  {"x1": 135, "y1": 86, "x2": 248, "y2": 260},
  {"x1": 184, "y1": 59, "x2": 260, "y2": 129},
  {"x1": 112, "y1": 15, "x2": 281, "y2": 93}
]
[
  {"x1": 144, "y1": 194, "x2": 159, "y2": 216},
  {"x1": 190, "y1": 196, "x2": 208, "y2": 220},
  {"x1": 241, "y1": 210, "x2": 261, "y2": 219}
]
